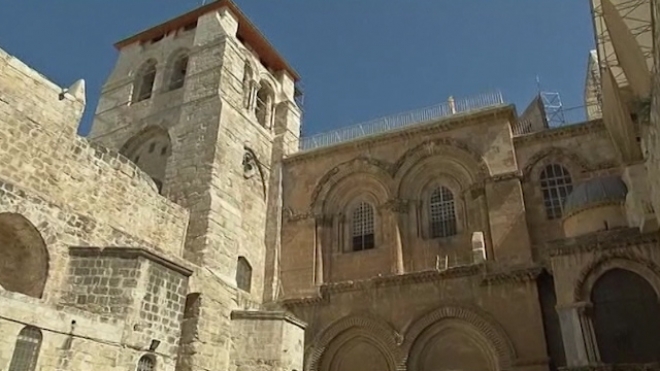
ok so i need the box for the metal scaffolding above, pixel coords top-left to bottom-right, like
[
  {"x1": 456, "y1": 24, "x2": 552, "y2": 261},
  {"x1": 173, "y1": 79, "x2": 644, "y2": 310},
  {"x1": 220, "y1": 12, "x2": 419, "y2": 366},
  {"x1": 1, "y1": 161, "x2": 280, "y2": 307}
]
[{"x1": 590, "y1": 0, "x2": 653, "y2": 87}]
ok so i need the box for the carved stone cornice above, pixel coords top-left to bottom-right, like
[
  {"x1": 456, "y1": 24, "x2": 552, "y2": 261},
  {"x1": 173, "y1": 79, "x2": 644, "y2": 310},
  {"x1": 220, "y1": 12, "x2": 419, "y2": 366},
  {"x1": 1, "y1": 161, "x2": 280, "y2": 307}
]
[
  {"x1": 543, "y1": 228, "x2": 660, "y2": 257},
  {"x1": 284, "y1": 105, "x2": 515, "y2": 164},
  {"x1": 485, "y1": 171, "x2": 522, "y2": 183},
  {"x1": 380, "y1": 198, "x2": 410, "y2": 213},
  {"x1": 480, "y1": 265, "x2": 543, "y2": 286},
  {"x1": 513, "y1": 119, "x2": 608, "y2": 145}
]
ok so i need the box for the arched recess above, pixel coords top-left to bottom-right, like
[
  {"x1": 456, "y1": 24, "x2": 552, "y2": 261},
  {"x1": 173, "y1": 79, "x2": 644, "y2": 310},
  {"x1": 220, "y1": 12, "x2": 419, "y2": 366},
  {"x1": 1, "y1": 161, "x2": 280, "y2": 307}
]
[
  {"x1": 583, "y1": 264, "x2": 660, "y2": 363},
  {"x1": 574, "y1": 256, "x2": 660, "y2": 364},
  {"x1": 310, "y1": 156, "x2": 394, "y2": 215},
  {"x1": 119, "y1": 126, "x2": 172, "y2": 194},
  {"x1": 401, "y1": 306, "x2": 516, "y2": 371},
  {"x1": 393, "y1": 138, "x2": 489, "y2": 188},
  {"x1": 166, "y1": 48, "x2": 189, "y2": 91},
  {"x1": 574, "y1": 255, "x2": 660, "y2": 302},
  {"x1": 305, "y1": 315, "x2": 402, "y2": 371},
  {"x1": 132, "y1": 59, "x2": 157, "y2": 103},
  {"x1": 522, "y1": 147, "x2": 596, "y2": 182},
  {"x1": 255, "y1": 80, "x2": 275, "y2": 128},
  {"x1": 0, "y1": 213, "x2": 49, "y2": 298}
]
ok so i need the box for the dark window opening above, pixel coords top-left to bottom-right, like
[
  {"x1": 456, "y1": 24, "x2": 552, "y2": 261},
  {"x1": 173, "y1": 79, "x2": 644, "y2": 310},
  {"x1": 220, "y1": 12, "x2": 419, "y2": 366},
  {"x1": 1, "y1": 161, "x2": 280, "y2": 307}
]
[{"x1": 236, "y1": 257, "x2": 252, "y2": 292}]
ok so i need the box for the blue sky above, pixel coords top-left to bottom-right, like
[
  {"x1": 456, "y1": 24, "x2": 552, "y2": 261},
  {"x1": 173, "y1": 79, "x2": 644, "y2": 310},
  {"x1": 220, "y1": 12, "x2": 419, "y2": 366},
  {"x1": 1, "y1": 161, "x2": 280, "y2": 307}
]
[{"x1": 0, "y1": 1, "x2": 595, "y2": 137}]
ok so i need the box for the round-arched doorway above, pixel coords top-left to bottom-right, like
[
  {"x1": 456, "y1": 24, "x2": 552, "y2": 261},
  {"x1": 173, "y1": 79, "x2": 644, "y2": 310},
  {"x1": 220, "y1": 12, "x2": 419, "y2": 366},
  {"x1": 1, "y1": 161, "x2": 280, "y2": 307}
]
[{"x1": 591, "y1": 268, "x2": 660, "y2": 363}]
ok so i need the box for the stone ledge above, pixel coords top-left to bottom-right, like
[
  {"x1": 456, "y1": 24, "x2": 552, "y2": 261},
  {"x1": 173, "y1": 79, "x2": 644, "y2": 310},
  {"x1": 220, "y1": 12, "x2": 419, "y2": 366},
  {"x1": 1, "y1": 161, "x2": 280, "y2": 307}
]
[
  {"x1": 559, "y1": 363, "x2": 660, "y2": 371},
  {"x1": 230, "y1": 310, "x2": 307, "y2": 329},
  {"x1": 284, "y1": 105, "x2": 516, "y2": 163},
  {"x1": 69, "y1": 246, "x2": 195, "y2": 277},
  {"x1": 513, "y1": 119, "x2": 607, "y2": 145},
  {"x1": 542, "y1": 228, "x2": 660, "y2": 257},
  {"x1": 282, "y1": 262, "x2": 544, "y2": 307}
]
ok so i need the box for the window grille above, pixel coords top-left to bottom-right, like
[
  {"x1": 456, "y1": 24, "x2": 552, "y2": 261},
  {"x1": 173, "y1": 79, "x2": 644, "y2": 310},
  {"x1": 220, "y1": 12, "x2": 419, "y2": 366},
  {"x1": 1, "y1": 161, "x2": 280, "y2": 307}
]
[
  {"x1": 137, "y1": 355, "x2": 155, "y2": 371},
  {"x1": 8, "y1": 326, "x2": 42, "y2": 371},
  {"x1": 540, "y1": 164, "x2": 573, "y2": 220},
  {"x1": 429, "y1": 186, "x2": 457, "y2": 238},
  {"x1": 351, "y1": 202, "x2": 375, "y2": 251}
]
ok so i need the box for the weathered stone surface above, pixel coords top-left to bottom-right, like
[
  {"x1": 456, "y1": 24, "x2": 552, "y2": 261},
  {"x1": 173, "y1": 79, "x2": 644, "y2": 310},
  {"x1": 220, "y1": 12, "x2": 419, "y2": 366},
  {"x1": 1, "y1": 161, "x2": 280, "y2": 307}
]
[{"x1": 2, "y1": 1, "x2": 660, "y2": 371}]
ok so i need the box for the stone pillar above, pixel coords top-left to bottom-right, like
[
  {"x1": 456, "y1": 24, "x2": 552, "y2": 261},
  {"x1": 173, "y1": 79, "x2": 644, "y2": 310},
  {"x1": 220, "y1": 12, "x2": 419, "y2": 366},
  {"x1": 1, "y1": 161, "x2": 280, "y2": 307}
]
[
  {"x1": 313, "y1": 215, "x2": 326, "y2": 286},
  {"x1": 388, "y1": 199, "x2": 408, "y2": 274},
  {"x1": 485, "y1": 177, "x2": 531, "y2": 263},
  {"x1": 557, "y1": 302, "x2": 600, "y2": 367}
]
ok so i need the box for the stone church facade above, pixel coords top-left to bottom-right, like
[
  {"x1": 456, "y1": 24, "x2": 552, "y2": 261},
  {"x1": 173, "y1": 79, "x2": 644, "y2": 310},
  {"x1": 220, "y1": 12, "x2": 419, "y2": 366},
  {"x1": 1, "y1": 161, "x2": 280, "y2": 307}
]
[{"x1": 0, "y1": 0, "x2": 658, "y2": 370}]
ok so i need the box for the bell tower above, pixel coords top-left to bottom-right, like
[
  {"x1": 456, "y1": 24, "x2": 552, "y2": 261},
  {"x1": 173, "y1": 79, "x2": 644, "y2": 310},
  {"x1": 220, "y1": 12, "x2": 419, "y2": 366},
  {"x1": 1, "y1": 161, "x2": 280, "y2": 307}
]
[{"x1": 87, "y1": 1, "x2": 303, "y2": 369}]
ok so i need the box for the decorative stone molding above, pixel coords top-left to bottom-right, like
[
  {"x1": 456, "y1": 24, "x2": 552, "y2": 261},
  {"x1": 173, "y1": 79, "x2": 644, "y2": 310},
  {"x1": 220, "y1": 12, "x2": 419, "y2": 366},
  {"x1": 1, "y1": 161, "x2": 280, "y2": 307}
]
[
  {"x1": 521, "y1": 146, "x2": 615, "y2": 180},
  {"x1": 392, "y1": 137, "x2": 490, "y2": 181},
  {"x1": 480, "y1": 265, "x2": 543, "y2": 286},
  {"x1": 310, "y1": 156, "x2": 394, "y2": 211},
  {"x1": 399, "y1": 304, "x2": 517, "y2": 370},
  {"x1": 513, "y1": 120, "x2": 608, "y2": 145},
  {"x1": 305, "y1": 314, "x2": 403, "y2": 371},
  {"x1": 68, "y1": 246, "x2": 194, "y2": 276},
  {"x1": 545, "y1": 228, "x2": 659, "y2": 257},
  {"x1": 573, "y1": 252, "x2": 660, "y2": 302},
  {"x1": 284, "y1": 105, "x2": 514, "y2": 164},
  {"x1": 319, "y1": 264, "x2": 483, "y2": 295},
  {"x1": 381, "y1": 198, "x2": 410, "y2": 213}
]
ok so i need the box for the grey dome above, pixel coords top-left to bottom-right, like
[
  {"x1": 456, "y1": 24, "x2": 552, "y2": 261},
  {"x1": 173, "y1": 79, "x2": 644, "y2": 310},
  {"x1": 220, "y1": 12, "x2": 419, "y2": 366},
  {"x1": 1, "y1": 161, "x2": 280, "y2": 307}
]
[{"x1": 563, "y1": 176, "x2": 628, "y2": 215}]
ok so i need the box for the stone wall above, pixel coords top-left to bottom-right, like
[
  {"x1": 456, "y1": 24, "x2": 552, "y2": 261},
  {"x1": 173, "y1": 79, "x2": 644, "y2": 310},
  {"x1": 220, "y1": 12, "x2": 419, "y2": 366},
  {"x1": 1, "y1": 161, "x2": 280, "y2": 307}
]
[
  {"x1": 0, "y1": 47, "x2": 189, "y2": 260},
  {"x1": 513, "y1": 120, "x2": 620, "y2": 245},
  {"x1": 0, "y1": 290, "x2": 170, "y2": 371},
  {"x1": 280, "y1": 106, "x2": 528, "y2": 296}
]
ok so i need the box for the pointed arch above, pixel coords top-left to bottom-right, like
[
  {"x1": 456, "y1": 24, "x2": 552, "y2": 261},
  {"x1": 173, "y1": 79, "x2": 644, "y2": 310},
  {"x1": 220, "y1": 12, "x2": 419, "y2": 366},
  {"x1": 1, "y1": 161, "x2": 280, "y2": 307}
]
[
  {"x1": 119, "y1": 126, "x2": 172, "y2": 194},
  {"x1": 133, "y1": 59, "x2": 157, "y2": 103},
  {"x1": 0, "y1": 213, "x2": 49, "y2": 298}
]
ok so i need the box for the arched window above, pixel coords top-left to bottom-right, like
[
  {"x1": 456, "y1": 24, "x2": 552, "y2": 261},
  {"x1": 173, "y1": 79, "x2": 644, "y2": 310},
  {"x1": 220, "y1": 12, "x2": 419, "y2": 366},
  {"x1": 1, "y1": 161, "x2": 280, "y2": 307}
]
[
  {"x1": 168, "y1": 52, "x2": 188, "y2": 91},
  {"x1": 136, "y1": 355, "x2": 156, "y2": 371},
  {"x1": 591, "y1": 268, "x2": 660, "y2": 364},
  {"x1": 351, "y1": 202, "x2": 375, "y2": 251},
  {"x1": 8, "y1": 326, "x2": 42, "y2": 371},
  {"x1": 134, "y1": 59, "x2": 157, "y2": 103},
  {"x1": 429, "y1": 186, "x2": 457, "y2": 238},
  {"x1": 255, "y1": 82, "x2": 274, "y2": 128},
  {"x1": 236, "y1": 257, "x2": 252, "y2": 292},
  {"x1": 540, "y1": 164, "x2": 573, "y2": 220}
]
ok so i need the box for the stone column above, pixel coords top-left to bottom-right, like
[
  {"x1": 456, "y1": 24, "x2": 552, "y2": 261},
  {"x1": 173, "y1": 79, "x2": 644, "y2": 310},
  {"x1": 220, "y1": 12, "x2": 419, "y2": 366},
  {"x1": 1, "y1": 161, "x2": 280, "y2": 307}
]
[
  {"x1": 313, "y1": 215, "x2": 327, "y2": 286},
  {"x1": 389, "y1": 199, "x2": 409, "y2": 274},
  {"x1": 475, "y1": 186, "x2": 494, "y2": 261},
  {"x1": 557, "y1": 301, "x2": 600, "y2": 367}
]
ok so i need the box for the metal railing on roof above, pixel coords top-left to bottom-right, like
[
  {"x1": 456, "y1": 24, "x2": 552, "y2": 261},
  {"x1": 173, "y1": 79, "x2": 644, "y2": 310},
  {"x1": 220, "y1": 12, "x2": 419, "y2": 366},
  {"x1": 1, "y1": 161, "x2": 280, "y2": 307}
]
[{"x1": 298, "y1": 91, "x2": 506, "y2": 151}]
